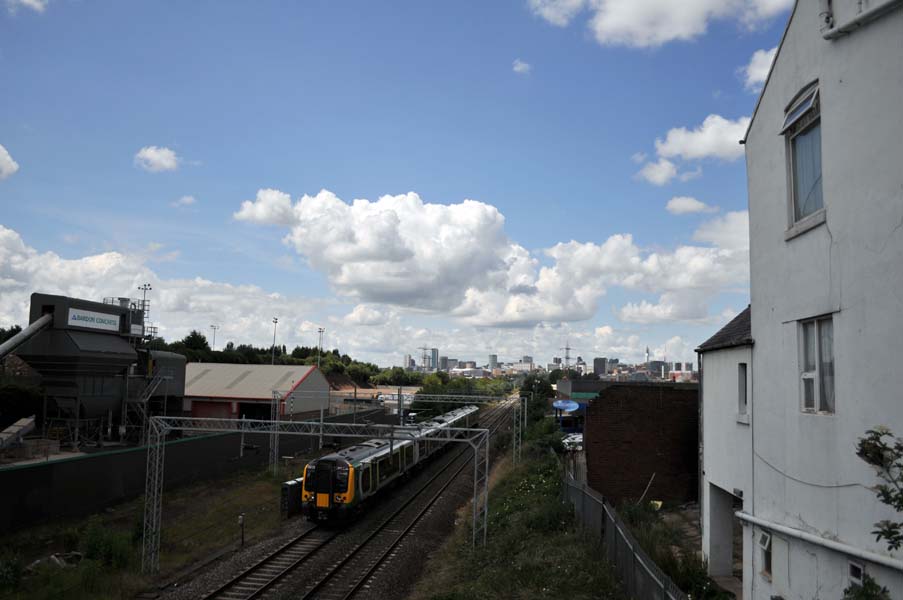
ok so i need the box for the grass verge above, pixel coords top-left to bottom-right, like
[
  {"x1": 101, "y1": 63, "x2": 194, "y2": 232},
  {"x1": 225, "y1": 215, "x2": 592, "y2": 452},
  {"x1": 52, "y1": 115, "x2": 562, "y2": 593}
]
[
  {"x1": 408, "y1": 437, "x2": 625, "y2": 600},
  {"x1": 0, "y1": 463, "x2": 298, "y2": 599}
]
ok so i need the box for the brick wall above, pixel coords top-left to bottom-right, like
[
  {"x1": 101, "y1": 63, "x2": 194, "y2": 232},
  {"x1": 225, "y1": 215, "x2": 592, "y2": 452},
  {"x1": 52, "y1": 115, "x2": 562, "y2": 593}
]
[{"x1": 584, "y1": 382, "x2": 698, "y2": 505}]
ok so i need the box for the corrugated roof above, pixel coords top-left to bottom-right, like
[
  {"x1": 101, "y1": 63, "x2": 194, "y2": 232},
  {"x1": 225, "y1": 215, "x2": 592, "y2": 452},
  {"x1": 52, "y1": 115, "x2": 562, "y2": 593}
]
[
  {"x1": 696, "y1": 306, "x2": 753, "y2": 353},
  {"x1": 184, "y1": 363, "x2": 318, "y2": 399}
]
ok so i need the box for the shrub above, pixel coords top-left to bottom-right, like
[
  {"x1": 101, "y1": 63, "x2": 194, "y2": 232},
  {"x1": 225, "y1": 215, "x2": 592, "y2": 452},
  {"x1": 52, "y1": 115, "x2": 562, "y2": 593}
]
[
  {"x1": 0, "y1": 552, "x2": 23, "y2": 591},
  {"x1": 843, "y1": 574, "x2": 892, "y2": 600},
  {"x1": 81, "y1": 521, "x2": 132, "y2": 569},
  {"x1": 61, "y1": 526, "x2": 80, "y2": 552},
  {"x1": 617, "y1": 501, "x2": 731, "y2": 600},
  {"x1": 80, "y1": 559, "x2": 103, "y2": 593}
]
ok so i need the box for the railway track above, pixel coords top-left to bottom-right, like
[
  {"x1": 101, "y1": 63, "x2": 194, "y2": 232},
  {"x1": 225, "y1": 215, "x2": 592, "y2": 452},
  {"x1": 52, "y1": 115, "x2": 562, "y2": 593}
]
[
  {"x1": 202, "y1": 401, "x2": 511, "y2": 600},
  {"x1": 297, "y1": 402, "x2": 512, "y2": 600}
]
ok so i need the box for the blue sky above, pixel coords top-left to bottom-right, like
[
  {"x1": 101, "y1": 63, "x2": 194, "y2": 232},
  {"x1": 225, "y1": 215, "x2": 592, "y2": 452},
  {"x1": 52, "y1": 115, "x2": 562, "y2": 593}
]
[{"x1": 0, "y1": 0, "x2": 790, "y2": 367}]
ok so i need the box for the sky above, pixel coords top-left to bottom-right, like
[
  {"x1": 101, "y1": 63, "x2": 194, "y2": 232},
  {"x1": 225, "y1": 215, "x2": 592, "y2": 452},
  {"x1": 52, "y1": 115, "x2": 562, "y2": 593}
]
[{"x1": 0, "y1": 0, "x2": 789, "y2": 368}]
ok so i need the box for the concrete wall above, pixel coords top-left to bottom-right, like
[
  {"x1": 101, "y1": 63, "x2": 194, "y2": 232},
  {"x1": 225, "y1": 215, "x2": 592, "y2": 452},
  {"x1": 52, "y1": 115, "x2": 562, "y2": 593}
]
[
  {"x1": 744, "y1": 1, "x2": 903, "y2": 596},
  {"x1": 584, "y1": 382, "x2": 698, "y2": 504},
  {"x1": 0, "y1": 409, "x2": 386, "y2": 533},
  {"x1": 700, "y1": 346, "x2": 752, "y2": 576}
]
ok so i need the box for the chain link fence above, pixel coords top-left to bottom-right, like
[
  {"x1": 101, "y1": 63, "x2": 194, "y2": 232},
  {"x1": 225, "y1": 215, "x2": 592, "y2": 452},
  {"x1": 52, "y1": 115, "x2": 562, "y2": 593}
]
[{"x1": 563, "y1": 475, "x2": 687, "y2": 600}]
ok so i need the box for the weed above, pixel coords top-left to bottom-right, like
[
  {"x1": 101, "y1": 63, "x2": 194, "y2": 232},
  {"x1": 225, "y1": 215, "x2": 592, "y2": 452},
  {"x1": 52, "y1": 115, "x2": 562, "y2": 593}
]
[
  {"x1": 81, "y1": 521, "x2": 133, "y2": 569},
  {"x1": 0, "y1": 552, "x2": 23, "y2": 591}
]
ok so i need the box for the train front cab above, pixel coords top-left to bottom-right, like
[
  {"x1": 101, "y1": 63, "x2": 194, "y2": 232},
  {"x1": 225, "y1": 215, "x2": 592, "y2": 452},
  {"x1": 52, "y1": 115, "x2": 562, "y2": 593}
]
[{"x1": 302, "y1": 459, "x2": 355, "y2": 522}]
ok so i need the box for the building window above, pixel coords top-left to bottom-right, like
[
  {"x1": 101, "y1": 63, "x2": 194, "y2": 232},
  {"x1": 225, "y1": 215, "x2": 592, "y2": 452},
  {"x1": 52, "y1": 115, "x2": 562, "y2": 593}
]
[
  {"x1": 738, "y1": 363, "x2": 748, "y2": 415},
  {"x1": 758, "y1": 531, "x2": 772, "y2": 580},
  {"x1": 800, "y1": 316, "x2": 835, "y2": 414},
  {"x1": 783, "y1": 84, "x2": 822, "y2": 223}
]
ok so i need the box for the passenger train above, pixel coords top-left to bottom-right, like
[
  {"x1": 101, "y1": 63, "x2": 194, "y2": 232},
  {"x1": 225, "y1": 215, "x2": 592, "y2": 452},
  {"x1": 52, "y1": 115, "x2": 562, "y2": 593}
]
[{"x1": 302, "y1": 405, "x2": 480, "y2": 522}]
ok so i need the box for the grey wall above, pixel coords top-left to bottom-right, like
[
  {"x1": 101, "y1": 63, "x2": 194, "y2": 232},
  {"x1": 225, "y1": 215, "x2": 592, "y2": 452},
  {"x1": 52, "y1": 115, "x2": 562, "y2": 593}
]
[
  {"x1": 744, "y1": 1, "x2": 903, "y2": 597},
  {"x1": 0, "y1": 409, "x2": 388, "y2": 533}
]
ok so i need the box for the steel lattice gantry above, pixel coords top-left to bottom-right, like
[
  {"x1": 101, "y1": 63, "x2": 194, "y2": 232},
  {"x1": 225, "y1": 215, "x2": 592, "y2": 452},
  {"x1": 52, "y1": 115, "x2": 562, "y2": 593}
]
[{"x1": 141, "y1": 415, "x2": 492, "y2": 574}]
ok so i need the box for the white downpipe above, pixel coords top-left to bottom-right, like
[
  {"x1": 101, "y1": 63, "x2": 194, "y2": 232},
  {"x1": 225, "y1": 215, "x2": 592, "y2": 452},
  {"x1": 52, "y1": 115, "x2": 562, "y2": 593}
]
[
  {"x1": 823, "y1": 0, "x2": 903, "y2": 38},
  {"x1": 736, "y1": 511, "x2": 903, "y2": 572}
]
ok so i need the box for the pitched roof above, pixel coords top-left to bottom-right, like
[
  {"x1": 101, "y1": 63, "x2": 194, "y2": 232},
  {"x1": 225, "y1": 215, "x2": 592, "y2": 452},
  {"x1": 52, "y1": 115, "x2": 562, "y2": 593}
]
[
  {"x1": 696, "y1": 306, "x2": 753, "y2": 352},
  {"x1": 184, "y1": 363, "x2": 319, "y2": 399}
]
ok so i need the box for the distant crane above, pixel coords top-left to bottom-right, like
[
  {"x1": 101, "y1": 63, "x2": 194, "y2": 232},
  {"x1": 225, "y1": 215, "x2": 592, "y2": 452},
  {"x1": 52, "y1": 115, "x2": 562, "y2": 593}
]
[
  {"x1": 560, "y1": 340, "x2": 573, "y2": 374},
  {"x1": 418, "y1": 346, "x2": 431, "y2": 370}
]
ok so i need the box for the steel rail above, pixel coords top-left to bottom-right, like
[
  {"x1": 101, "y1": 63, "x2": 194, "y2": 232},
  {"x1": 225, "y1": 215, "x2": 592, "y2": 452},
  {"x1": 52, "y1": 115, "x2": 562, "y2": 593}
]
[
  {"x1": 201, "y1": 526, "x2": 335, "y2": 600},
  {"x1": 202, "y1": 403, "x2": 509, "y2": 600},
  {"x1": 298, "y1": 404, "x2": 511, "y2": 600}
]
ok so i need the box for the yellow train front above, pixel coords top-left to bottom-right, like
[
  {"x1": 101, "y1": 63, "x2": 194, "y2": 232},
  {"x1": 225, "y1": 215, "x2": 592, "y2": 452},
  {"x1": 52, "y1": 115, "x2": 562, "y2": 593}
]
[{"x1": 302, "y1": 457, "x2": 357, "y2": 522}]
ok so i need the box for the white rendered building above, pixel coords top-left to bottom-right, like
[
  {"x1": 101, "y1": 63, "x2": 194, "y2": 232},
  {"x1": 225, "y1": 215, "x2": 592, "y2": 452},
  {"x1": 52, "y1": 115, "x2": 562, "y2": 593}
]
[{"x1": 701, "y1": 1, "x2": 903, "y2": 597}]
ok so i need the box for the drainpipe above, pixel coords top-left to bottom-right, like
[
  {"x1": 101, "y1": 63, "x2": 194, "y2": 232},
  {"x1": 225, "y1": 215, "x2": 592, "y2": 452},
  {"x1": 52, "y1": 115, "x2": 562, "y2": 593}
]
[
  {"x1": 818, "y1": 0, "x2": 834, "y2": 34},
  {"x1": 823, "y1": 0, "x2": 903, "y2": 39},
  {"x1": 736, "y1": 511, "x2": 903, "y2": 572}
]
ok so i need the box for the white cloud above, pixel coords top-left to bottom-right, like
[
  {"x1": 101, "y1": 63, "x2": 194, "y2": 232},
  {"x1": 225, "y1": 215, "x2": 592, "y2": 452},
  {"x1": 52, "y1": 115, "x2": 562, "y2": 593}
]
[
  {"x1": 527, "y1": 0, "x2": 586, "y2": 26},
  {"x1": 636, "y1": 157, "x2": 677, "y2": 186},
  {"x1": 6, "y1": 0, "x2": 47, "y2": 13},
  {"x1": 234, "y1": 188, "x2": 295, "y2": 225},
  {"x1": 692, "y1": 210, "x2": 749, "y2": 250},
  {"x1": 532, "y1": 0, "x2": 792, "y2": 48},
  {"x1": 0, "y1": 224, "x2": 727, "y2": 367},
  {"x1": 655, "y1": 114, "x2": 750, "y2": 161},
  {"x1": 742, "y1": 46, "x2": 777, "y2": 91},
  {"x1": 134, "y1": 146, "x2": 180, "y2": 173},
  {"x1": 0, "y1": 224, "x2": 326, "y2": 350},
  {"x1": 630, "y1": 152, "x2": 647, "y2": 164},
  {"x1": 679, "y1": 166, "x2": 703, "y2": 182},
  {"x1": 235, "y1": 189, "x2": 748, "y2": 329},
  {"x1": 0, "y1": 144, "x2": 20, "y2": 180},
  {"x1": 618, "y1": 292, "x2": 735, "y2": 324},
  {"x1": 512, "y1": 58, "x2": 532, "y2": 75},
  {"x1": 666, "y1": 196, "x2": 718, "y2": 215},
  {"x1": 171, "y1": 195, "x2": 196, "y2": 208},
  {"x1": 342, "y1": 304, "x2": 390, "y2": 327}
]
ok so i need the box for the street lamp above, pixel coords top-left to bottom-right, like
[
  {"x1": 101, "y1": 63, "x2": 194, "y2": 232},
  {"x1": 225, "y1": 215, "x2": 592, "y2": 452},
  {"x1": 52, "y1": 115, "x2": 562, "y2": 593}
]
[
  {"x1": 317, "y1": 327, "x2": 325, "y2": 369},
  {"x1": 271, "y1": 317, "x2": 279, "y2": 365},
  {"x1": 138, "y1": 283, "x2": 152, "y2": 338}
]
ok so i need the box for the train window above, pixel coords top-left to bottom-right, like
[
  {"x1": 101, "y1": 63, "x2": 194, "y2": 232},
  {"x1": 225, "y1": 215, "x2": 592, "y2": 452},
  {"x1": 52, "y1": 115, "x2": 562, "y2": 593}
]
[
  {"x1": 335, "y1": 464, "x2": 349, "y2": 493},
  {"x1": 405, "y1": 445, "x2": 413, "y2": 466},
  {"x1": 304, "y1": 465, "x2": 316, "y2": 491}
]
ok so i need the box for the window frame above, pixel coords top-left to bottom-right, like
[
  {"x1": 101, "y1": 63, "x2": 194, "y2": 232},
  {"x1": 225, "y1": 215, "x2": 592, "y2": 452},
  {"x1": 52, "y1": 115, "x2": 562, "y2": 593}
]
[
  {"x1": 738, "y1": 362, "x2": 748, "y2": 416},
  {"x1": 783, "y1": 83, "x2": 824, "y2": 228},
  {"x1": 799, "y1": 315, "x2": 835, "y2": 415},
  {"x1": 758, "y1": 531, "x2": 773, "y2": 580}
]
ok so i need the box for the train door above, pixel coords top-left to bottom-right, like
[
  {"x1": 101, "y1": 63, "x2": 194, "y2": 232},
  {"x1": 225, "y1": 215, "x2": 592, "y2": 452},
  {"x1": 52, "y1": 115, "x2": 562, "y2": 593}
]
[
  {"x1": 312, "y1": 460, "x2": 334, "y2": 510},
  {"x1": 404, "y1": 445, "x2": 414, "y2": 471}
]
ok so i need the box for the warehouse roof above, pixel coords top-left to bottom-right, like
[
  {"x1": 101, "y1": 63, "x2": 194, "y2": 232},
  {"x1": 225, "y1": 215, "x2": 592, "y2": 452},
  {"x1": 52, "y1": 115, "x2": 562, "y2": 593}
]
[
  {"x1": 696, "y1": 306, "x2": 753, "y2": 353},
  {"x1": 184, "y1": 363, "x2": 321, "y2": 399}
]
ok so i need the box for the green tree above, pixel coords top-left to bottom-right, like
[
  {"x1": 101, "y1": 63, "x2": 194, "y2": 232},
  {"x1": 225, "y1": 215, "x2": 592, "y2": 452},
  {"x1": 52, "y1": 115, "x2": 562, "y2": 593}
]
[
  {"x1": 856, "y1": 426, "x2": 903, "y2": 550},
  {"x1": 843, "y1": 574, "x2": 891, "y2": 600},
  {"x1": 0, "y1": 325, "x2": 22, "y2": 345},
  {"x1": 180, "y1": 330, "x2": 210, "y2": 351}
]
